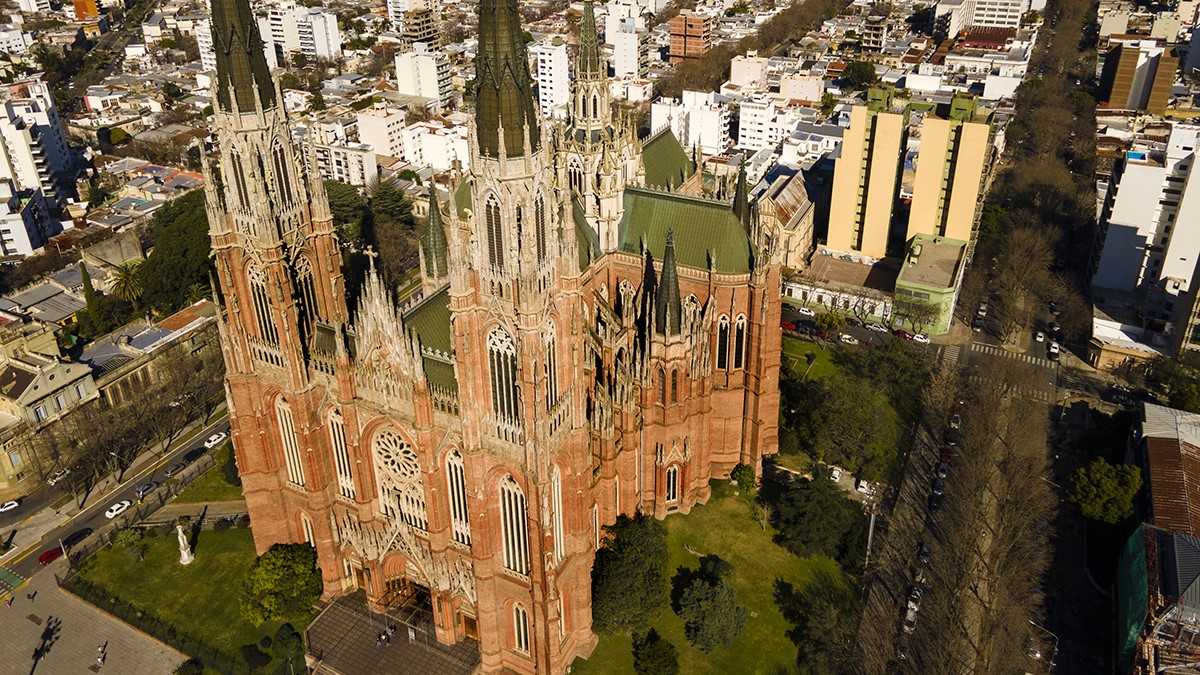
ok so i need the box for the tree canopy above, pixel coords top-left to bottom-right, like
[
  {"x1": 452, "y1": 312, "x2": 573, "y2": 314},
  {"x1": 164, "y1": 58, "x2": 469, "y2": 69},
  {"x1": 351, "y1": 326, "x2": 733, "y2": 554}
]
[
  {"x1": 671, "y1": 555, "x2": 747, "y2": 652},
  {"x1": 843, "y1": 61, "x2": 878, "y2": 89},
  {"x1": 591, "y1": 514, "x2": 669, "y2": 635},
  {"x1": 774, "y1": 466, "x2": 869, "y2": 571},
  {"x1": 140, "y1": 190, "x2": 213, "y2": 315},
  {"x1": 633, "y1": 628, "x2": 679, "y2": 675},
  {"x1": 240, "y1": 543, "x2": 324, "y2": 625},
  {"x1": 1068, "y1": 457, "x2": 1142, "y2": 524}
]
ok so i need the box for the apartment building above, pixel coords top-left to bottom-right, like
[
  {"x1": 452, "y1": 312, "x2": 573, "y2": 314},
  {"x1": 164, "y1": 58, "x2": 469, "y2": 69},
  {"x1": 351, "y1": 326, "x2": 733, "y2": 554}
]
[
  {"x1": 827, "y1": 90, "x2": 908, "y2": 258},
  {"x1": 197, "y1": 17, "x2": 277, "y2": 74},
  {"x1": 72, "y1": 0, "x2": 100, "y2": 21},
  {"x1": 400, "y1": 120, "x2": 469, "y2": 172},
  {"x1": 267, "y1": 3, "x2": 342, "y2": 61},
  {"x1": 531, "y1": 38, "x2": 570, "y2": 120},
  {"x1": 395, "y1": 42, "x2": 452, "y2": 110},
  {"x1": 16, "y1": 0, "x2": 50, "y2": 14},
  {"x1": 935, "y1": 0, "x2": 1029, "y2": 36},
  {"x1": 730, "y1": 53, "x2": 769, "y2": 90},
  {"x1": 0, "y1": 182, "x2": 55, "y2": 256},
  {"x1": 314, "y1": 142, "x2": 376, "y2": 186},
  {"x1": 1099, "y1": 38, "x2": 1179, "y2": 117},
  {"x1": 668, "y1": 11, "x2": 712, "y2": 63},
  {"x1": 398, "y1": 9, "x2": 440, "y2": 50},
  {"x1": 0, "y1": 79, "x2": 75, "y2": 212},
  {"x1": 356, "y1": 105, "x2": 408, "y2": 158},
  {"x1": 650, "y1": 91, "x2": 731, "y2": 155},
  {"x1": 612, "y1": 23, "x2": 652, "y2": 79},
  {"x1": 907, "y1": 96, "x2": 992, "y2": 243}
]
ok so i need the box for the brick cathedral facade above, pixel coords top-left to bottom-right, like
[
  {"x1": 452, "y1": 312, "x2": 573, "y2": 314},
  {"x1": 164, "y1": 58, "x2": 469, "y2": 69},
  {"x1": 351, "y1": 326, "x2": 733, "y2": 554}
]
[{"x1": 203, "y1": 0, "x2": 782, "y2": 671}]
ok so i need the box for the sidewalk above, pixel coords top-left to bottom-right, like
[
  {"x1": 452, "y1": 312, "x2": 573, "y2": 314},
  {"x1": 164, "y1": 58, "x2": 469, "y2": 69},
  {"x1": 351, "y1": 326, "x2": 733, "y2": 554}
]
[
  {"x1": 0, "y1": 407, "x2": 228, "y2": 567},
  {"x1": 0, "y1": 557, "x2": 186, "y2": 674}
]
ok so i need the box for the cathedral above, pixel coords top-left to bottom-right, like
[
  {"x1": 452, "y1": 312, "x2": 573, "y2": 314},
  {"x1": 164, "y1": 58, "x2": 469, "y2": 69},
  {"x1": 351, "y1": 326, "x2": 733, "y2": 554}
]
[{"x1": 203, "y1": 0, "x2": 782, "y2": 670}]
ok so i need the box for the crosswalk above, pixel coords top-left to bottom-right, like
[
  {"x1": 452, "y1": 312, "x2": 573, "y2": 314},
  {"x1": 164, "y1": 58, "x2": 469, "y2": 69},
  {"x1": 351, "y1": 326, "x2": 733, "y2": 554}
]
[
  {"x1": 969, "y1": 342, "x2": 1055, "y2": 368},
  {"x1": 965, "y1": 375, "x2": 1057, "y2": 403},
  {"x1": 0, "y1": 566, "x2": 24, "y2": 593},
  {"x1": 940, "y1": 345, "x2": 961, "y2": 367}
]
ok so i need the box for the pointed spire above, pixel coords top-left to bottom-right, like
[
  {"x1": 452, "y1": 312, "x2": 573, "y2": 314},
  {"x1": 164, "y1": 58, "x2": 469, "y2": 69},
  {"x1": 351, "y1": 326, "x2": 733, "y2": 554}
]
[
  {"x1": 732, "y1": 163, "x2": 750, "y2": 233},
  {"x1": 423, "y1": 189, "x2": 449, "y2": 279},
  {"x1": 577, "y1": 0, "x2": 603, "y2": 80},
  {"x1": 655, "y1": 230, "x2": 682, "y2": 336},
  {"x1": 210, "y1": 0, "x2": 276, "y2": 113},
  {"x1": 474, "y1": 0, "x2": 540, "y2": 158}
]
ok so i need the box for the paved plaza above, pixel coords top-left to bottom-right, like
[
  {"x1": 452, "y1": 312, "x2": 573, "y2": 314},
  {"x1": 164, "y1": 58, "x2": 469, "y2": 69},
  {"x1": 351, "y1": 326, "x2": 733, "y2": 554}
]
[{"x1": 0, "y1": 558, "x2": 186, "y2": 675}]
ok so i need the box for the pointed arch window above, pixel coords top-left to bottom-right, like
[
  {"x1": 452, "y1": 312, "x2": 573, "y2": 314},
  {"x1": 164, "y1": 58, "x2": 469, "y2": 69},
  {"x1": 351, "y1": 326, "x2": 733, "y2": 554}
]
[
  {"x1": 734, "y1": 315, "x2": 747, "y2": 370},
  {"x1": 328, "y1": 409, "x2": 354, "y2": 499},
  {"x1": 248, "y1": 266, "x2": 278, "y2": 345},
  {"x1": 568, "y1": 161, "x2": 583, "y2": 195},
  {"x1": 666, "y1": 466, "x2": 679, "y2": 502},
  {"x1": 489, "y1": 328, "x2": 520, "y2": 426},
  {"x1": 500, "y1": 475, "x2": 530, "y2": 575},
  {"x1": 272, "y1": 141, "x2": 294, "y2": 206},
  {"x1": 300, "y1": 512, "x2": 315, "y2": 546},
  {"x1": 657, "y1": 368, "x2": 666, "y2": 405},
  {"x1": 535, "y1": 196, "x2": 547, "y2": 264},
  {"x1": 232, "y1": 156, "x2": 250, "y2": 210},
  {"x1": 275, "y1": 398, "x2": 305, "y2": 487},
  {"x1": 446, "y1": 449, "x2": 471, "y2": 546},
  {"x1": 544, "y1": 325, "x2": 559, "y2": 411},
  {"x1": 486, "y1": 195, "x2": 504, "y2": 271},
  {"x1": 551, "y1": 465, "x2": 565, "y2": 562},
  {"x1": 372, "y1": 428, "x2": 428, "y2": 531},
  {"x1": 514, "y1": 604, "x2": 530, "y2": 654},
  {"x1": 295, "y1": 256, "x2": 319, "y2": 344},
  {"x1": 716, "y1": 316, "x2": 730, "y2": 370}
]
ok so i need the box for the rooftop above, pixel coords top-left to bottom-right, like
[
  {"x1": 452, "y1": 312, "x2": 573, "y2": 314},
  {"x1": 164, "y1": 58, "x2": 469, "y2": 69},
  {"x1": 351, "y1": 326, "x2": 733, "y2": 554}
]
[
  {"x1": 1143, "y1": 403, "x2": 1200, "y2": 537},
  {"x1": 801, "y1": 251, "x2": 899, "y2": 293},
  {"x1": 896, "y1": 235, "x2": 966, "y2": 290}
]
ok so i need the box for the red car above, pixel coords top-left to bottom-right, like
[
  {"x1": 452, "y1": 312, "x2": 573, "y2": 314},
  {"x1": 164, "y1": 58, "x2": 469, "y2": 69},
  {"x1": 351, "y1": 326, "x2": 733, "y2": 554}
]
[
  {"x1": 38, "y1": 546, "x2": 63, "y2": 566},
  {"x1": 780, "y1": 321, "x2": 796, "y2": 331},
  {"x1": 895, "y1": 329, "x2": 914, "y2": 340}
]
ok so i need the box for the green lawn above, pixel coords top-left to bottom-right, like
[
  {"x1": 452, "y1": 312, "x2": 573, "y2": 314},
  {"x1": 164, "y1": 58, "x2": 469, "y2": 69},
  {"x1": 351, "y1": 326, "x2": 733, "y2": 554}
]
[
  {"x1": 781, "y1": 337, "x2": 837, "y2": 380},
  {"x1": 75, "y1": 528, "x2": 309, "y2": 667},
  {"x1": 173, "y1": 444, "x2": 245, "y2": 503},
  {"x1": 571, "y1": 481, "x2": 849, "y2": 675}
]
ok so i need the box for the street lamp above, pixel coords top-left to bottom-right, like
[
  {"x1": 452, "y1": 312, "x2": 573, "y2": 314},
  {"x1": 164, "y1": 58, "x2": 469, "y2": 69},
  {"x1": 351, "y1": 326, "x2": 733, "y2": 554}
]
[{"x1": 1029, "y1": 619, "x2": 1059, "y2": 673}]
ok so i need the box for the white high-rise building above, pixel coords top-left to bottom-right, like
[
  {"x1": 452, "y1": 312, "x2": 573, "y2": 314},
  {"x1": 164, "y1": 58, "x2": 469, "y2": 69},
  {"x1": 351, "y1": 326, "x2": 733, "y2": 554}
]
[
  {"x1": 738, "y1": 98, "x2": 775, "y2": 150},
  {"x1": 605, "y1": 0, "x2": 644, "y2": 38},
  {"x1": 0, "y1": 79, "x2": 75, "y2": 211},
  {"x1": 314, "y1": 142, "x2": 376, "y2": 186},
  {"x1": 395, "y1": 42, "x2": 452, "y2": 109},
  {"x1": 935, "y1": 0, "x2": 1029, "y2": 34},
  {"x1": 267, "y1": 3, "x2": 342, "y2": 61},
  {"x1": 1093, "y1": 124, "x2": 1200, "y2": 310},
  {"x1": 612, "y1": 23, "x2": 650, "y2": 79},
  {"x1": 401, "y1": 120, "x2": 470, "y2": 172},
  {"x1": 356, "y1": 105, "x2": 409, "y2": 158},
  {"x1": 531, "y1": 38, "x2": 570, "y2": 120},
  {"x1": 17, "y1": 0, "x2": 50, "y2": 14},
  {"x1": 0, "y1": 180, "x2": 56, "y2": 256},
  {"x1": 386, "y1": 0, "x2": 430, "y2": 31},
  {"x1": 650, "y1": 91, "x2": 730, "y2": 155}
]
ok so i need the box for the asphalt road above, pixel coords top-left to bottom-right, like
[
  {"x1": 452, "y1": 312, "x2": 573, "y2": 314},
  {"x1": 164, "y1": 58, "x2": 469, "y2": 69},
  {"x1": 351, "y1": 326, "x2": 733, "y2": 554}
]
[{"x1": 0, "y1": 418, "x2": 230, "y2": 586}]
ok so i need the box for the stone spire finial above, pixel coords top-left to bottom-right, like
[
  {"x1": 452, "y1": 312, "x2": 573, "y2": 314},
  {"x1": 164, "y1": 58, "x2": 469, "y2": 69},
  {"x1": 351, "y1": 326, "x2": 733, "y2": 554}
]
[
  {"x1": 577, "y1": 0, "x2": 603, "y2": 81},
  {"x1": 210, "y1": 0, "x2": 276, "y2": 113},
  {"x1": 473, "y1": 0, "x2": 540, "y2": 158},
  {"x1": 732, "y1": 162, "x2": 750, "y2": 233},
  {"x1": 655, "y1": 230, "x2": 682, "y2": 336}
]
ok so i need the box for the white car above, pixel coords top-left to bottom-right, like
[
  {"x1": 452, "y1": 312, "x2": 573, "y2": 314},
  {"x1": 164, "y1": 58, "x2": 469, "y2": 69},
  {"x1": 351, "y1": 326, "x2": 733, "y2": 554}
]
[
  {"x1": 829, "y1": 466, "x2": 843, "y2": 482},
  {"x1": 47, "y1": 468, "x2": 70, "y2": 486},
  {"x1": 912, "y1": 333, "x2": 930, "y2": 344},
  {"x1": 866, "y1": 323, "x2": 888, "y2": 333},
  {"x1": 1048, "y1": 342, "x2": 1061, "y2": 355},
  {"x1": 0, "y1": 500, "x2": 19, "y2": 513},
  {"x1": 1034, "y1": 331, "x2": 1045, "y2": 343},
  {"x1": 840, "y1": 334, "x2": 859, "y2": 345},
  {"x1": 204, "y1": 432, "x2": 228, "y2": 450},
  {"x1": 105, "y1": 500, "x2": 132, "y2": 519},
  {"x1": 797, "y1": 307, "x2": 816, "y2": 317}
]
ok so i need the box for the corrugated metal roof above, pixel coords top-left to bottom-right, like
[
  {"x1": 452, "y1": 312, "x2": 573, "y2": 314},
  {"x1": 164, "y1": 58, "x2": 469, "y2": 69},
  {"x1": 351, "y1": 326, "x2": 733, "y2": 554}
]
[
  {"x1": 765, "y1": 172, "x2": 812, "y2": 227},
  {"x1": 1146, "y1": 435, "x2": 1198, "y2": 536},
  {"x1": 617, "y1": 188, "x2": 751, "y2": 274}
]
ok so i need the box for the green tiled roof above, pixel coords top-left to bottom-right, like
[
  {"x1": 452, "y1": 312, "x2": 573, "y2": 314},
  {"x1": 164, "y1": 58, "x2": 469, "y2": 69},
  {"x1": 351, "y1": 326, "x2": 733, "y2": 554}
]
[
  {"x1": 422, "y1": 358, "x2": 457, "y2": 394},
  {"x1": 642, "y1": 129, "x2": 694, "y2": 190},
  {"x1": 617, "y1": 188, "x2": 751, "y2": 274},
  {"x1": 454, "y1": 179, "x2": 472, "y2": 214},
  {"x1": 573, "y1": 197, "x2": 599, "y2": 271},
  {"x1": 403, "y1": 286, "x2": 452, "y2": 355}
]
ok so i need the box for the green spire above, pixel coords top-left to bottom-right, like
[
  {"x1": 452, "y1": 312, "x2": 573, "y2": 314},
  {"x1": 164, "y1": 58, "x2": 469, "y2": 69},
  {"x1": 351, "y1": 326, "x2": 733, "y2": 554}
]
[
  {"x1": 210, "y1": 0, "x2": 276, "y2": 113},
  {"x1": 577, "y1": 0, "x2": 603, "y2": 80},
  {"x1": 732, "y1": 163, "x2": 750, "y2": 233},
  {"x1": 423, "y1": 190, "x2": 448, "y2": 278},
  {"x1": 474, "y1": 0, "x2": 540, "y2": 158},
  {"x1": 655, "y1": 231, "x2": 681, "y2": 335}
]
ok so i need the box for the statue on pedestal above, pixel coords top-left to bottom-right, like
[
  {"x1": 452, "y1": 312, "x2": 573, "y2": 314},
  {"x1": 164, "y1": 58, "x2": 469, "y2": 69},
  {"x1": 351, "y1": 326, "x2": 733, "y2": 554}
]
[{"x1": 177, "y1": 523, "x2": 194, "y2": 566}]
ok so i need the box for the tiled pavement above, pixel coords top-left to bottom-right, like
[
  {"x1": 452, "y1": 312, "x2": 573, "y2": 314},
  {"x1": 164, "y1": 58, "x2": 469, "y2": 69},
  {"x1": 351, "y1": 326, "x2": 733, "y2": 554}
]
[
  {"x1": 0, "y1": 558, "x2": 186, "y2": 675},
  {"x1": 307, "y1": 591, "x2": 479, "y2": 675}
]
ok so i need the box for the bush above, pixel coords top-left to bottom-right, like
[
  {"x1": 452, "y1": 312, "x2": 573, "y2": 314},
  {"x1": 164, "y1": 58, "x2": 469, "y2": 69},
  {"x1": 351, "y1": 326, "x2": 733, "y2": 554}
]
[
  {"x1": 633, "y1": 628, "x2": 679, "y2": 675},
  {"x1": 239, "y1": 643, "x2": 271, "y2": 669},
  {"x1": 272, "y1": 622, "x2": 304, "y2": 661},
  {"x1": 258, "y1": 635, "x2": 272, "y2": 650},
  {"x1": 730, "y1": 463, "x2": 756, "y2": 491},
  {"x1": 237, "y1": 514, "x2": 251, "y2": 528},
  {"x1": 220, "y1": 446, "x2": 242, "y2": 487},
  {"x1": 240, "y1": 544, "x2": 324, "y2": 625},
  {"x1": 173, "y1": 659, "x2": 203, "y2": 675},
  {"x1": 213, "y1": 517, "x2": 232, "y2": 532}
]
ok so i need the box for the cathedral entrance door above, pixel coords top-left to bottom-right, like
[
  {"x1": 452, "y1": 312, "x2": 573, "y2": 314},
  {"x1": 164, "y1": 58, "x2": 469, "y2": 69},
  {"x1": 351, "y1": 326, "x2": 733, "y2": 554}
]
[{"x1": 462, "y1": 613, "x2": 478, "y2": 640}]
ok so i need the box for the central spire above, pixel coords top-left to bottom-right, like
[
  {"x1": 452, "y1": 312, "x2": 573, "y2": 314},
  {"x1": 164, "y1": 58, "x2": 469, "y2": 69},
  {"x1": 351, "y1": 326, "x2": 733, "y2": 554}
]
[
  {"x1": 577, "y1": 0, "x2": 603, "y2": 81},
  {"x1": 210, "y1": 0, "x2": 276, "y2": 113},
  {"x1": 474, "y1": 0, "x2": 540, "y2": 158}
]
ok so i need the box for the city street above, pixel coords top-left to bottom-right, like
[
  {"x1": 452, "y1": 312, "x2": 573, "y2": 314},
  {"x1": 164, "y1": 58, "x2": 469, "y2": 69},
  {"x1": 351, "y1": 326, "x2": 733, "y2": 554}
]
[{"x1": 0, "y1": 416, "x2": 230, "y2": 599}]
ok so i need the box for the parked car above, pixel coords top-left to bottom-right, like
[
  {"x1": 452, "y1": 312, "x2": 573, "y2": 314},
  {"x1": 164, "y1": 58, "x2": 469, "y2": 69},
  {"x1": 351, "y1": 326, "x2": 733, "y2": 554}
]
[
  {"x1": 1048, "y1": 301, "x2": 1060, "y2": 316},
  {"x1": 948, "y1": 413, "x2": 962, "y2": 429},
  {"x1": 0, "y1": 500, "x2": 19, "y2": 513},
  {"x1": 895, "y1": 328, "x2": 914, "y2": 340},
  {"x1": 856, "y1": 478, "x2": 875, "y2": 495},
  {"x1": 935, "y1": 462, "x2": 949, "y2": 479},
  {"x1": 932, "y1": 477, "x2": 946, "y2": 496},
  {"x1": 63, "y1": 528, "x2": 92, "y2": 549},
  {"x1": 903, "y1": 606, "x2": 919, "y2": 633},
  {"x1": 907, "y1": 586, "x2": 923, "y2": 611},
  {"x1": 940, "y1": 449, "x2": 956, "y2": 463},
  {"x1": 164, "y1": 462, "x2": 187, "y2": 478},
  {"x1": 912, "y1": 333, "x2": 930, "y2": 344},
  {"x1": 1107, "y1": 385, "x2": 1136, "y2": 406},
  {"x1": 183, "y1": 448, "x2": 206, "y2": 464},
  {"x1": 1034, "y1": 330, "x2": 1045, "y2": 343},
  {"x1": 204, "y1": 432, "x2": 228, "y2": 450},
  {"x1": 134, "y1": 482, "x2": 159, "y2": 499},
  {"x1": 780, "y1": 320, "x2": 796, "y2": 331},
  {"x1": 105, "y1": 500, "x2": 132, "y2": 519},
  {"x1": 977, "y1": 301, "x2": 988, "y2": 317},
  {"x1": 1048, "y1": 342, "x2": 1061, "y2": 361},
  {"x1": 840, "y1": 334, "x2": 859, "y2": 345},
  {"x1": 928, "y1": 493, "x2": 944, "y2": 511},
  {"x1": 797, "y1": 307, "x2": 816, "y2": 317},
  {"x1": 829, "y1": 466, "x2": 843, "y2": 482},
  {"x1": 47, "y1": 468, "x2": 70, "y2": 486},
  {"x1": 867, "y1": 323, "x2": 888, "y2": 333},
  {"x1": 917, "y1": 541, "x2": 932, "y2": 565},
  {"x1": 971, "y1": 317, "x2": 984, "y2": 332},
  {"x1": 38, "y1": 547, "x2": 63, "y2": 566}
]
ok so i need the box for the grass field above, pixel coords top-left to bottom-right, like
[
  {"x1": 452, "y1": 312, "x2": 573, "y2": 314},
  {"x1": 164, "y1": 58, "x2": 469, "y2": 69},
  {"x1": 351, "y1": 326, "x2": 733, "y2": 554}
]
[
  {"x1": 571, "y1": 481, "x2": 849, "y2": 675},
  {"x1": 173, "y1": 444, "x2": 244, "y2": 504},
  {"x1": 75, "y1": 528, "x2": 308, "y2": 668},
  {"x1": 781, "y1": 337, "x2": 837, "y2": 380}
]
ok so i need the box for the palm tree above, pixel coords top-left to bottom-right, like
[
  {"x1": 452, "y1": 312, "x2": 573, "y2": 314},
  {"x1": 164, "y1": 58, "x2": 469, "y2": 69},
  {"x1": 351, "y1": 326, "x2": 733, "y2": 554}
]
[{"x1": 111, "y1": 261, "x2": 144, "y2": 310}]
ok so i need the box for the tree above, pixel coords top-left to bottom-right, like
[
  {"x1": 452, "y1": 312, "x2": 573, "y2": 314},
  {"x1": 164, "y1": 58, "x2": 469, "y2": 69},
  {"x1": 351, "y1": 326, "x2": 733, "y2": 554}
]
[
  {"x1": 819, "y1": 92, "x2": 838, "y2": 117},
  {"x1": 324, "y1": 179, "x2": 367, "y2": 243},
  {"x1": 633, "y1": 628, "x2": 679, "y2": 675},
  {"x1": 370, "y1": 180, "x2": 414, "y2": 224},
  {"x1": 112, "y1": 527, "x2": 146, "y2": 562},
  {"x1": 893, "y1": 294, "x2": 939, "y2": 333},
  {"x1": 1068, "y1": 457, "x2": 1143, "y2": 524},
  {"x1": 111, "y1": 260, "x2": 144, "y2": 310},
  {"x1": 674, "y1": 562, "x2": 747, "y2": 652},
  {"x1": 240, "y1": 543, "x2": 324, "y2": 625},
  {"x1": 805, "y1": 374, "x2": 901, "y2": 479},
  {"x1": 842, "y1": 61, "x2": 878, "y2": 89},
  {"x1": 814, "y1": 311, "x2": 844, "y2": 334},
  {"x1": 173, "y1": 659, "x2": 203, "y2": 675},
  {"x1": 775, "y1": 569, "x2": 858, "y2": 673},
  {"x1": 774, "y1": 466, "x2": 868, "y2": 570},
  {"x1": 730, "y1": 463, "x2": 756, "y2": 494},
  {"x1": 139, "y1": 190, "x2": 213, "y2": 314},
  {"x1": 591, "y1": 514, "x2": 669, "y2": 635},
  {"x1": 272, "y1": 622, "x2": 304, "y2": 662},
  {"x1": 109, "y1": 127, "x2": 131, "y2": 145}
]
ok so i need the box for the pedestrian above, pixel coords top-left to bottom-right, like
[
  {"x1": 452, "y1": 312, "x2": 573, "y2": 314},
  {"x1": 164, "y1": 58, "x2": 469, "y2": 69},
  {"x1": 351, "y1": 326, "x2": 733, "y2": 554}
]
[
  {"x1": 375, "y1": 635, "x2": 381, "y2": 648},
  {"x1": 387, "y1": 626, "x2": 395, "y2": 640},
  {"x1": 4, "y1": 598, "x2": 11, "y2": 608},
  {"x1": 27, "y1": 590, "x2": 36, "y2": 602}
]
